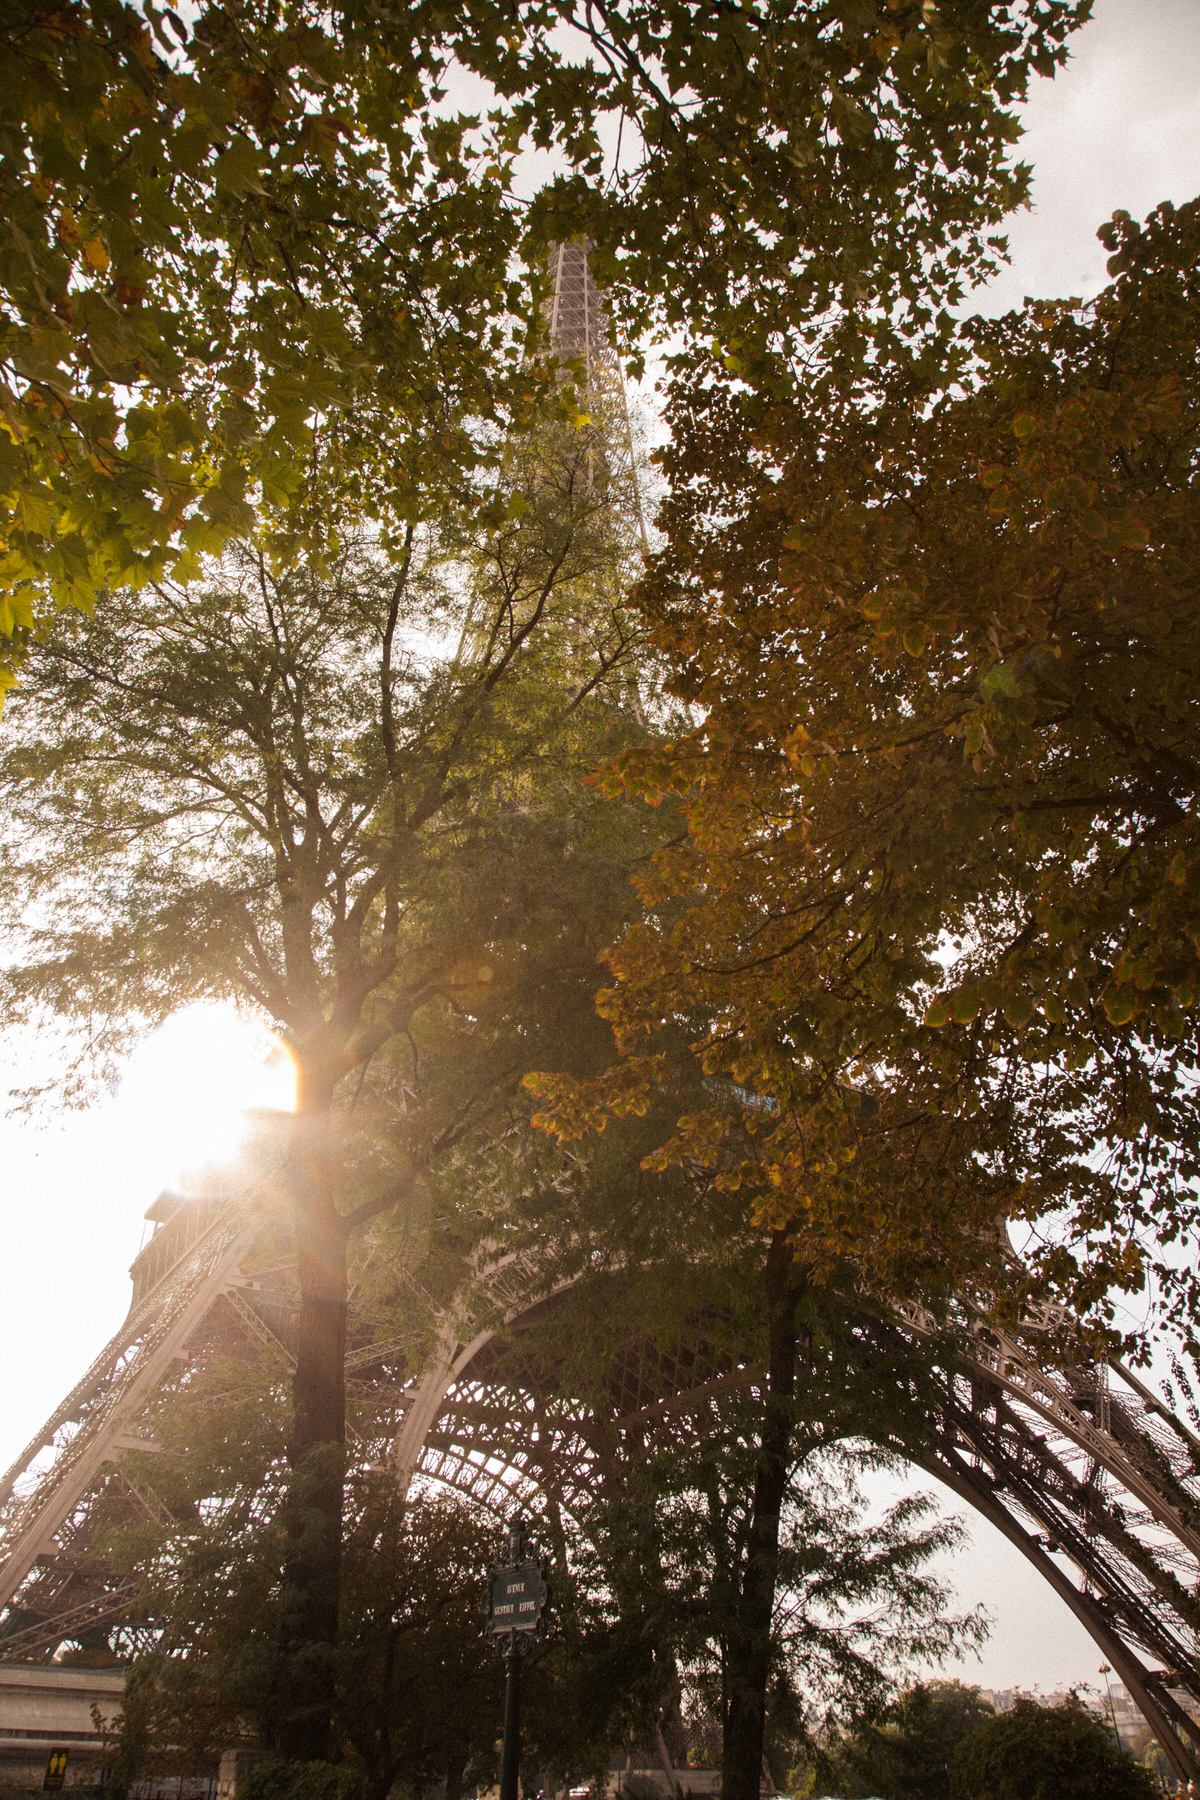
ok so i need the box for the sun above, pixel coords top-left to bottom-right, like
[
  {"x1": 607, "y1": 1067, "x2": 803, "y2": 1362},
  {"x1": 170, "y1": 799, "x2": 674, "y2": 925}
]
[{"x1": 113, "y1": 1002, "x2": 295, "y2": 1202}]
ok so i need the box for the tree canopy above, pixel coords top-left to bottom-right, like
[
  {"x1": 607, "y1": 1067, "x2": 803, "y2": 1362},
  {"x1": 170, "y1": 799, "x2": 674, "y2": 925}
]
[
  {"x1": 952, "y1": 1692, "x2": 1158, "y2": 1800},
  {"x1": 814, "y1": 1679, "x2": 996, "y2": 1800},
  {"x1": 8, "y1": 2, "x2": 1165, "y2": 1787},
  {"x1": 529, "y1": 196, "x2": 1200, "y2": 1345},
  {"x1": 1, "y1": 0, "x2": 1091, "y2": 691},
  {"x1": 0, "y1": 393, "x2": 663, "y2": 1753}
]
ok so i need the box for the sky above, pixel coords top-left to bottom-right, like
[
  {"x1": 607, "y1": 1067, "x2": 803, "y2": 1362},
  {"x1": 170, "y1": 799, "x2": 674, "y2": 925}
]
[{"x1": 3, "y1": 0, "x2": 1200, "y2": 1697}]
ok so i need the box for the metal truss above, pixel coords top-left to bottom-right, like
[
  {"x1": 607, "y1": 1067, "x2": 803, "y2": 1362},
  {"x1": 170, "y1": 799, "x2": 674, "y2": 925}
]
[
  {"x1": 378, "y1": 1280, "x2": 1199, "y2": 1784},
  {"x1": 544, "y1": 239, "x2": 647, "y2": 540},
  {"x1": 547, "y1": 240, "x2": 613, "y2": 383},
  {"x1": 0, "y1": 1191, "x2": 285, "y2": 1662},
  {"x1": 2, "y1": 1181, "x2": 1197, "y2": 1778}
]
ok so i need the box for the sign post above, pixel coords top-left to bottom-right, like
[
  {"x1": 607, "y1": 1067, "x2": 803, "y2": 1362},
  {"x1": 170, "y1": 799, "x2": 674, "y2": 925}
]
[{"x1": 486, "y1": 1516, "x2": 550, "y2": 1800}]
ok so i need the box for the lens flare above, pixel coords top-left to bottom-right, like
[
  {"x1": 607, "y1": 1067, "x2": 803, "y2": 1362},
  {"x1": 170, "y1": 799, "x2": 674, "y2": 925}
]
[{"x1": 114, "y1": 1003, "x2": 294, "y2": 1200}]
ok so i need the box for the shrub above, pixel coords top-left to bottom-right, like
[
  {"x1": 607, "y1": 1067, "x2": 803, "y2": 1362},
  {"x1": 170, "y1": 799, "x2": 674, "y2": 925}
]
[
  {"x1": 241, "y1": 1761, "x2": 367, "y2": 1800},
  {"x1": 952, "y1": 1694, "x2": 1158, "y2": 1800}
]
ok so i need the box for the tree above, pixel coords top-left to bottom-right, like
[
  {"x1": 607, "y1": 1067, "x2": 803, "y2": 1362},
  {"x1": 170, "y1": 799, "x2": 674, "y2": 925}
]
[
  {"x1": 531, "y1": 195, "x2": 1200, "y2": 1340},
  {"x1": 952, "y1": 1693, "x2": 1158, "y2": 1800},
  {"x1": 0, "y1": 400, "x2": 659, "y2": 1756},
  {"x1": 320, "y1": 1483, "x2": 503, "y2": 1800},
  {"x1": 525, "y1": 191, "x2": 1200, "y2": 1800},
  {"x1": 647, "y1": 1441, "x2": 984, "y2": 1795},
  {"x1": 815, "y1": 1680, "x2": 996, "y2": 1800},
  {"x1": 490, "y1": 1252, "x2": 987, "y2": 1800},
  {"x1": 2, "y1": 1, "x2": 1090, "y2": 689},
  {"x1": 100, "y1": 1442, "x2": 505, "y2": 1800}
]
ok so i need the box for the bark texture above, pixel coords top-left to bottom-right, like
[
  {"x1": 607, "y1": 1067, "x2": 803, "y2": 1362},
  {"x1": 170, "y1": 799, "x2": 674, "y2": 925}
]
[
  {"x1": 277, "y1": 1082, "x2": 349, "y2": 1761},
  {"x1": 722, "y1": 1230, "x2": 802, "y2": 1800}
]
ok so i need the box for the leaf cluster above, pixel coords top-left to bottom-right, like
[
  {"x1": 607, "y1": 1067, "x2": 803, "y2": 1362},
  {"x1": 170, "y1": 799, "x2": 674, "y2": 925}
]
[
  {"x1": 530, "y1": 197, "x2": 1200, "y2": 1340},
  {"x1": 812, "y1": 1678, "x2": 996, "y2": 1800},
  {"x1": 1, "y1": 1, "x2": 1091, "y2": 689},
  {"x1": 951, "y1": 1692, "x2": 1158, "y2": 1800}
]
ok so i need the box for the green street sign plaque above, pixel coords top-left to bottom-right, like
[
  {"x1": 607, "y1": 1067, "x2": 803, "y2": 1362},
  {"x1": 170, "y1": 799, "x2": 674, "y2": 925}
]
[{"x1": 488, "y1": 1559, "x2": 546, "y2": 1635}]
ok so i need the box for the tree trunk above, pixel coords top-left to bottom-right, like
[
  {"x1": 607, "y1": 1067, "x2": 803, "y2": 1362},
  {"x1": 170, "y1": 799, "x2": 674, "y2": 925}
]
[
  {"x1": 721, "y1": 1229, "x2": 801, "y2": 1800},
  {"x1": 444, "y1": 1747, "x2": 467, "y2": 1800},
  {"x1": 277, "y1": 1074, "x2": 348, "y2": 1761}
]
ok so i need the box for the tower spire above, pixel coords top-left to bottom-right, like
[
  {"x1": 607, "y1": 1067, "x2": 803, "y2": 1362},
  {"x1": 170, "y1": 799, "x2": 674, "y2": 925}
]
[
  {"x1": 544, "y1": 238, "x2": 647, "y2": 546},
  {"x1": 546, "y1": 239, "x2": 611, "y2": 380}
]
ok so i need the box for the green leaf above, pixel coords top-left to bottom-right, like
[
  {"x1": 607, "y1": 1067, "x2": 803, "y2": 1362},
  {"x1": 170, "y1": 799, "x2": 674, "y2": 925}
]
[
  {"x1": 951, "y1": 987, "x2": 980, "y2": 1024},
  {"x1": 980, "y1": 663, "x2": 1019, "y2": 700},
  {"x1": 1002, "y1": 992, "x2": 1034, "y2": 1030},
  {"x1": 1102, "y1": 988, "x2": 1135, "y2": 1026}
]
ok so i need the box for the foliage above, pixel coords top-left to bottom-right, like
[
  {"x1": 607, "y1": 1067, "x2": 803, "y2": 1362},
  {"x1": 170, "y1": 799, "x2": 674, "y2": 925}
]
[
  {"x1": 813, "y1": 1680, "x2": 995, "y2": 1800},
  {"x1": 951, "y1": 1693, "x2": 1158, "y2": 1800},
  {"x1": 104, "y1": 1305, "x2": 683, "y2": 1797},
  {"x1": 242, "y1": 1765, "x2": 366, "y2": 1800},
  {"x1": 0, "y1": 0, "x2": 539, "y2": 687},
  {"x1": 106, "y1": 1377, "x2": 505, "y2": 1800},
  {"x1": 102, "y1": 1220, "x2": 986, "y2": 1796},
  {"x1": 95, "y1": 1659, "x2": 160, "y2": 1800},
  {"x1": 0, "y1": 391, "x2": 663, "y2": 1754},
  {"x1": 499, "y1": 1260, "x2": 988, "y2": 1797},
  {"x1": 528, "y1": 196, "x2": 1200, "y2": 1342},
  {"x1": 1, "y1": 0, "x2": 1091, "y2": 689},
  {"x1": 637, "y1": 1437, "x2": 982, "y2": 1743},
  {"x1": 0, "y1": 438, "x2": 646, "y2": 1090},
  {"x1": 334, "y1": 1482, "x2": 503, "y2": 1800}
]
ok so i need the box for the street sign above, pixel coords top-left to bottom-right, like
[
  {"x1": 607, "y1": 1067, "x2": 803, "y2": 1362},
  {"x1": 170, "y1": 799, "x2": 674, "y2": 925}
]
[
  {"x1": 488, "y1": 1559, "x2": 546, "y2": 1635},
  {"x1": 44, "y1": 1750, "x2": 68, "y2": 1792},
  {"x1": 487, "y1": 1516, "x2": 552, "y2": 1800}
]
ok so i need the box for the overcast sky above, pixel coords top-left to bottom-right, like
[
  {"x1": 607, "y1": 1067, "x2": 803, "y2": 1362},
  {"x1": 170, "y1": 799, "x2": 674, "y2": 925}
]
[{"x1": 3, "y1": 0, "x2": 1200, "y2": 1696}]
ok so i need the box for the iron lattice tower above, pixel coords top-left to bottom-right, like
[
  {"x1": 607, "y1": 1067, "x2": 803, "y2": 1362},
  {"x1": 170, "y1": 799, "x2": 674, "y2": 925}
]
[
  {"x1": 547, "y1": 239, "x2": 608, "y2": 373},
  {"x1": 545, "y1": 238, "x2": 646, "y2": 534},
  {"x1": 1, "y1": 246, "x2": 1197, "y2": 1784},
  {"x1": 2, "y1": 1189, "x2": 1199, "y2": 1780}
]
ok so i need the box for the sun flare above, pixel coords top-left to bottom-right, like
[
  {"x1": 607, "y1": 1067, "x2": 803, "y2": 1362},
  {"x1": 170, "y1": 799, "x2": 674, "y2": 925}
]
[{"x1": 114, "y1": 1003, "x2": 295, "y2": 1202}]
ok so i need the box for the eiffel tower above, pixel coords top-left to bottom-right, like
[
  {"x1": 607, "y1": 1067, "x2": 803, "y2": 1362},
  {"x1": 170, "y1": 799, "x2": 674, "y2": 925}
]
[{"x1": 2, "y1": 245, "x2": 1198, "y2": 1785}]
